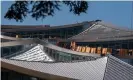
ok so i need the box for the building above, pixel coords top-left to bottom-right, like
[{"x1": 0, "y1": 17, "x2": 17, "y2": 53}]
[
  {"x1": 1, "y1": 20, "x2": 133, "y2": 80},
  {"x1": 2, "y1": 55, "x2": 133, "y2": 80},
  {"x1": 1, "y1": 20, "x2": 133, "y2": 61},
  {"x1": 1, "y1": 35, "x2": 100, "y2": 62},
  {"x1": 1, "y1": 36, "x2": 133, "y2": 80}
]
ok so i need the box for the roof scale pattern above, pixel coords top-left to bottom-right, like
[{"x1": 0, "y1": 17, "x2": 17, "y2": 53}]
[
  {"x1": 1, "y1": 55, "x2": 133, "y2": 80},
  {"x1": 104, "y1": 56, "x2": 133, "y2": 80},
  {"x1": 69, "y1": 22, "x2": 133, "y2": 42},
  {"x1": 1, "y1": 57, "x2": 108, "y2": 80},
  {"x1": 10, "y1": 44, "x2": 54, "y2": 62}
]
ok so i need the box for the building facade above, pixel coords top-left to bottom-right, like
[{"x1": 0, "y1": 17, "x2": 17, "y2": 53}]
[
  {"x1": 1, "y1": 20, "x2": 133, "y2": 80},
  {"x1": 1, "y1": 20, "x2": 133, "y2": 59}
]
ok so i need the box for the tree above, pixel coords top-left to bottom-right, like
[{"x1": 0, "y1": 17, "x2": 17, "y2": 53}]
[{"x1": 4, "y1": 1, "x2": 89, "y2": 22}]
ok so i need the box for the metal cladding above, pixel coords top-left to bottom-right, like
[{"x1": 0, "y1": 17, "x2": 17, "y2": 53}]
[
  {"x1": 1, "y1": 37, "x2": 133, "y2": 79},
  {"x1": 1, "y1": 55, "x2": 133, "y2": 80},
  {"x1": 69, "y1": 21, "x2": 133, "y2": 42},
  {"x1": 9, "y1": 44, "x2": 54, "y2": 62},
  {"x1": 104, "y1": 56, "x2": 133, "y2": 80},
  {"x1": 1, "y1": 57, "x2": 108, "y2": 80}
]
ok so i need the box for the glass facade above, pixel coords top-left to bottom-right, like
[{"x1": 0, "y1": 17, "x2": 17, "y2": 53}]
[
  {"x1": 1, "y1": 45, "x2": 23, "y2": 57},
  {"x1": 44, "y1": 46, "x2": 96, "y2": 62},
  {"x1": 1, "y1": 43, "x2": 97, "y2": 62},
  {"x1": 69, "y1": 39, "x2": 133, "y2": 55},
  {"x1": 3, "y1": 25, "x2": 83, "y2": 39}
]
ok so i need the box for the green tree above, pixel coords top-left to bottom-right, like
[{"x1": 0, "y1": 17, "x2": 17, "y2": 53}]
[{"x1": 4, "y1": 1, "x2": 89, "y2": 22}]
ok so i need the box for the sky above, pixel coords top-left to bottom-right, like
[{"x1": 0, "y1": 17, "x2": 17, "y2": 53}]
[{"x1": 1, "y1": 1, "x2": 133, "y2": 29}]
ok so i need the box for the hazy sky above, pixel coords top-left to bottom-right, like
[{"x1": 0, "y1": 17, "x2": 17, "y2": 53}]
[{"x1": 1, "y1": 1, "x2": 133, "y2": 29}]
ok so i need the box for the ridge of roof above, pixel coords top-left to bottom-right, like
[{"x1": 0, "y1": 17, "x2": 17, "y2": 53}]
[{"x1": 98, "y1": 21, "x2": 132, "y2": 32}]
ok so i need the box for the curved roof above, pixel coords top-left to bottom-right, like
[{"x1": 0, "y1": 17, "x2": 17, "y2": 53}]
[
  {"x1": 1, "y1": 35, "x2": 22, "y2": 42},
  {"x1": 1, "y1": 57, "x2": 107, "y2": 80},
  {"x1": 1, "y1": 55, "x2": 133, "y2": 80},
  {"x1": 69, "y1": 21, "x2": 133, "y2": 42},
  {"x1": 1, "y1": 21, "x2": 90, "y2": 32},
  {"x1": 8, "y1": 44, "x2": 54, "y2": 62},
  {"x1": 2, "y1": 20, "x2": 133, "y2": 42}
]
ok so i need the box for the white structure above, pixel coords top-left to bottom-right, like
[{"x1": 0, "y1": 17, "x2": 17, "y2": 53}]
[{"x1": 11, "y1": 44, "x2": 54, "y2": 62}]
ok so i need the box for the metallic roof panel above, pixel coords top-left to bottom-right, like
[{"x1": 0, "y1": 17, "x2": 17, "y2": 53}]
[
  {"x1": 1, "y1": 57, "x2": 107, "y2": 80},
  {"x1": 104, "y1": 55, "x2": 133, "y2": 80}
]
